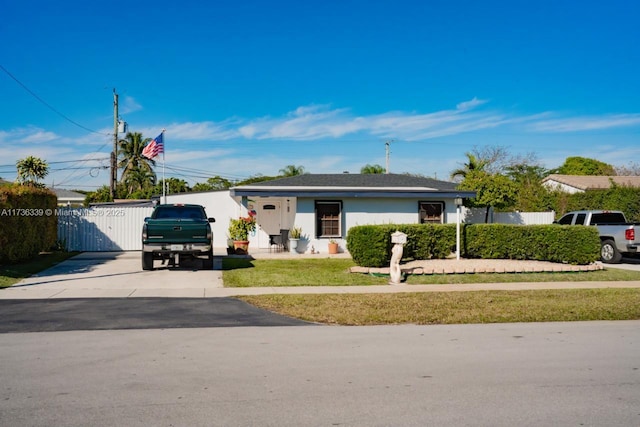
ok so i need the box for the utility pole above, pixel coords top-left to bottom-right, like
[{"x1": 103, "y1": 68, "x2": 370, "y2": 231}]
[
  {"x1": 385, "y1": 140, "x2": 394, "y2": 174},
  {"x1": 110, "y1": 89, "x2": 118, "y2": 200}
]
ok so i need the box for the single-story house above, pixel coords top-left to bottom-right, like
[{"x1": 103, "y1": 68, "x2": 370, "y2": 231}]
[
  {"x1": 51, "y1": 188, "x2": 86, "y2": 206},
  {"x1": 167, "y1": 173, "x2": 475, "y2": 253},
  {"x1": 542, "y1": 174, "x2": 640, "y2": 194}
]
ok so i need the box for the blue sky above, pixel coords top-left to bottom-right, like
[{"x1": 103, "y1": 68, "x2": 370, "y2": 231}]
[{"x1": 1, "y1": 0, "x2": 639, "y2": 190}]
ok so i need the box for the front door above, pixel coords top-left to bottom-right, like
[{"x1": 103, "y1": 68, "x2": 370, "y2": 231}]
[{"x1": 257, "y1": 201, "x2": 281, "y2": 248}]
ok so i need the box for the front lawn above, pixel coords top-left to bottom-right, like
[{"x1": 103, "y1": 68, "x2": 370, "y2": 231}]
[
  {"x1": 238, "y1": 289, "x2": 640, "y2": 325},
  {"x1": 222, "y1": 258, "x2": 640, "y2": 287}
]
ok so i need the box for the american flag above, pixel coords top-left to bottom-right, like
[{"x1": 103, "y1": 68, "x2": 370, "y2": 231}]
[{"x1": 141, "y1": 133, "x2": 164, "y2": 159}]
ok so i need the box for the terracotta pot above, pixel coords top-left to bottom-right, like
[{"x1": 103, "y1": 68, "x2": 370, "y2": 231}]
[
  {"x1": 233, "y1": 240, "x2": 250, "y2": 255},
  {"x1": 328, "y1": 242, "x2": 338, "y2": 254}
]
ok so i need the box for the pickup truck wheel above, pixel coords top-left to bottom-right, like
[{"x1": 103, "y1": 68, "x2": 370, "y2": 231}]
[
  {"x1": 202, "y1": 250, "x2": 214, "y2": 270},
  {"x1": 601, "y1": 240, "x2": 622, "y2": 264},
  {"x1": 142, "y1": 252, "x2": 154, "y2": 270}
]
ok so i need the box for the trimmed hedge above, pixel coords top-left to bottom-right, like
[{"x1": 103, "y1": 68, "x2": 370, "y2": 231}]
[
  {"x1": 0, "y1": 186, "x2": 58, "y2": 264},
  {"x1": 347, "y1": 224, "x2": 457, "y2": 267},
  {"x1": 347, "y1": 223, "x2": 600, "y2": 267},
  {"x1": 464, "y1": 224, "x2": 600, "y2": 265}
]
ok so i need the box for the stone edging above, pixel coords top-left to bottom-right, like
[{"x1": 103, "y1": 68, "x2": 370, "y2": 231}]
[{"x1": 350, "y1": 263, "x2": 604, "y2": 276}]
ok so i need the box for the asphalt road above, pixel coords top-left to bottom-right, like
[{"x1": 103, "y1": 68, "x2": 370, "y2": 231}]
[
  {"x1": 1, "y1": 321, "x2": 638, "y2": 426},
  {"x1": 0, "y1": 298, "x2": 312, "y2": 333}
]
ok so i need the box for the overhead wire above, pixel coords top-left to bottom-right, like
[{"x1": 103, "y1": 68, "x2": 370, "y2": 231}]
[
  {"x1": 0, "y1": 64, "x2": 108, "y2": 136},
  {"x1": 1, "y1": 64, "x2": 118, "y2": 186}
]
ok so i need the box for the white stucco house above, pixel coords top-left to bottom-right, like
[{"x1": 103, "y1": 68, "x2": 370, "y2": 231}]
[{"x1": 167, "y1": 173, "x2": 475, "y2": 253}]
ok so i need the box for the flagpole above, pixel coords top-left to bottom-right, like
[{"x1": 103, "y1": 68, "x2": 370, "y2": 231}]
[{"x1": 161, "y1": 129, "x2": 166, "y2": 204}]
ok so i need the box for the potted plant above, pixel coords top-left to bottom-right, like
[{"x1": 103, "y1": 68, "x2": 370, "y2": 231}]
[
  {"x1": 328, "y1": 238, "x2": 339, "y2": 254},
  {"x1": 228, "y1": 213, "x2": 256, "y2": 254},
  {"x1": 226, "y1": 238, "x2": 235, "y2": 255},
  {"x1": 289, "y1": 226, "x2": 302, "y2": 253}
]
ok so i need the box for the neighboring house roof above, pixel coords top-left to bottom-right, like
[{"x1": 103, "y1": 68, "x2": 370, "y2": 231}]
[
  {"x1": 231, "y1": 173, "x2": 475, "y2": 199},
  {"x1": 90, "y1": 199, "x2": 156, "y2": 207},
  {"x1": 51, "y1": 188, "x2": 85, "y2": 203},
  {"x1": 542, "y1": 174, "x2": 640, "y2": 192}
]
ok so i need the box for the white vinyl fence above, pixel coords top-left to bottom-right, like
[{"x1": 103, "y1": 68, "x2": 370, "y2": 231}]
[
  {"x1": 464, "y1": 208, "x2": 555, "y2": 225},
  {"x1": 57, "y1": 206, "x2": 153, "y2": 251}
]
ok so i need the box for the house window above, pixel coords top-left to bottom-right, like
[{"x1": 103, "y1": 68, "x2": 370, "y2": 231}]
[
  {"x1": 419, "y1": 202, "x2": 444, "y2": 224},
  {"x1": 316, "y1": 201, "x2": 342, "y2": 237}
]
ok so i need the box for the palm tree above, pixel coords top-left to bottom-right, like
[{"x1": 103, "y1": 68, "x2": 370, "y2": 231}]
[
  {"x1": 279, "y1": 165, "x2": 306, "y2": 177},
  {"x1": 118, "y1": 132, "x2": 155, "y2": 186},
  {"x1": 16, "y1": 156, "x2": 49, "y2": 187},
  {"x1": 450, "y1": 153, "x2": 488, "y2": 181},
  {"x1": 124, "y1": 166, "x2": 156, "y2": 195},
  {"x1": 360, "y1": 164, "x2": 385, "y2": 174}
]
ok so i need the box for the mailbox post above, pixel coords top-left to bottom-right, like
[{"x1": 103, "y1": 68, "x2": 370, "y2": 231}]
[
  {"x1": 390, "y1": 230, "x2": 407, "y2": 285},
  {"x1": 454, "y1": 197, "x2": 463, "y2": 260}
]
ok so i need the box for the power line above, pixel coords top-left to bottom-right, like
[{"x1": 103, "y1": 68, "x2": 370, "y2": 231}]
[
  {"x1": 0, "y1": 157, "x2": 110, "y2": 168},
  {"x1": 0, "y1": 64, "x2": 108, "y2": 135}
]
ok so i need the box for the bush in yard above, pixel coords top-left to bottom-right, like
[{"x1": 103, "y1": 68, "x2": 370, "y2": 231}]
[
  {"x1": 346, "y1": 225, "x2": 395, "y2": 267},
  {"x1": 348, "y1": 223, "x2": 600, "y2": 267},
  {"x1": 463, "y1": 224, "x2": 599, "y2": 264},
  {"x1": 0, "y1": 186, "x2": 57, "y2": 264},
  {"x1": 347, "y1": 224, "x2": 456, "y2": 267}
]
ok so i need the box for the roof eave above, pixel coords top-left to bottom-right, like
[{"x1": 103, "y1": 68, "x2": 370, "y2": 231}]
[{"x1": 231, "y1": 188, "x2": 476, "y2": 199}]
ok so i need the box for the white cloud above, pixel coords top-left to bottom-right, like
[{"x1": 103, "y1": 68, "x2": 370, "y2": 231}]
[
  {"x1": 234, "y1": 98, "x2": 499, "y2": 141},
  {"x1": 0, "y1": 127, "x2": 58, "y2": 144},
  {"x1": 140, "y1": 121, "x2": 241, "y2": 141},
  {"x1": 529, "y1": 114, "x2": 640, "y2": 132},
  {"x1": 164, "y1": 148, "x2": 235, "y2": 163},
  {"x1": 456, "y1": 97, "x2": 487, "y2": 111},
  {"x1": 120, "y1": 96, "x2": 143, "y2": 114}
]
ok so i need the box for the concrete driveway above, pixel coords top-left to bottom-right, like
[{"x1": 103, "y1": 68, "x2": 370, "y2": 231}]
[{"x1": 1, "y1": 252, "x2": 224, "y2": 299}]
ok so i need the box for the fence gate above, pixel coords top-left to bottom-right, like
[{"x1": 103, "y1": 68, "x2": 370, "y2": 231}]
[{"x1": 57, "y1": 206, "x2": 154, "y2": 251}]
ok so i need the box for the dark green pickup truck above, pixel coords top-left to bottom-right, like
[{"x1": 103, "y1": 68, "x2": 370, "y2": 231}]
[{"x1": 141, "y1": 204, "x2": 215, "y2": 270}]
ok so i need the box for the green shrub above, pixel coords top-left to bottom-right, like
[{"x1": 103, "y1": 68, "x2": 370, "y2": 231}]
[
  {"x1": 347, "y1": 223, "x2": 600, "y2": 267},
  {"x1": 0, "y1": 186, "x2": 57, "y2": 264},
  {"x1": 464, "y1": 224, "x2": 599, "y2": 264},
  {"x1": 347, "y1": 224, "x2": 456, "y2": 267},
  {"x1": 346, "y1": 225, "x2": 395, "y2": 267},
  {"x1": 552, "y1": 185, "x2": 640, "y2": 222}
]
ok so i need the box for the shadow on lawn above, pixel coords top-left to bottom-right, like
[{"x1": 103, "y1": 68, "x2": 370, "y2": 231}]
[{"x1": 221, "y1": 257, "x2": 255, "y2": 270}]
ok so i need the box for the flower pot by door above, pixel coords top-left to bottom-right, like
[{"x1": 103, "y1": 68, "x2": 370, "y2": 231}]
[
  {"x1": 289, "y1": 238, "x2": 299, "y2": 253},
  {"x1": 328, "y1": 242, "x2": 338, "y2": 254},
  {"x1": 233, "y1": 240, "x2": 250, "y2": 255}
]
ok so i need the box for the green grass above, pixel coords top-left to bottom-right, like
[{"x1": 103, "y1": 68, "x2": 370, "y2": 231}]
[
  {"x1": 227, "y1": 257, "x2": 640, "y2": 325},
  {"x1": 222, "y1": 258, "x2": 389, "y2": 286},
  {"x1": 0, "y1": 251, "x2": 79, "y2": 288},
  {"x1": 238, "y1": 288, "x2": 640, "y2": 325},
  {"x1": 222, "y1": 257, "x2": 640, "y2": 287}
]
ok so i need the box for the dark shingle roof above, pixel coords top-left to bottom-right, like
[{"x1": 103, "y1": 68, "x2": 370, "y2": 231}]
[
  {"x1": 238, "y1": 174, "x2": 458, "y2": 190},
  {"x1": 231, "y1": 173, "x2": 473, "y2": 199}
]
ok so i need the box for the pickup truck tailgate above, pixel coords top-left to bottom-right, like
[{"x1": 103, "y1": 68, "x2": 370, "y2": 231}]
[{"x1": 146, "y1": 220, "x2": 210, "y2": 243}]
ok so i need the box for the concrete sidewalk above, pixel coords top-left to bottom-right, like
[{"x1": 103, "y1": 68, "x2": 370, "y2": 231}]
[{"x1": 1, "y1": 251, "x2": 639, "y2": 299}]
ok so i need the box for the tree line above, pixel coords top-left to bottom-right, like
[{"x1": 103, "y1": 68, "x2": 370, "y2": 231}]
[{"x1": 7, "y1": 134, "x2": 639, "y2": 218}]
